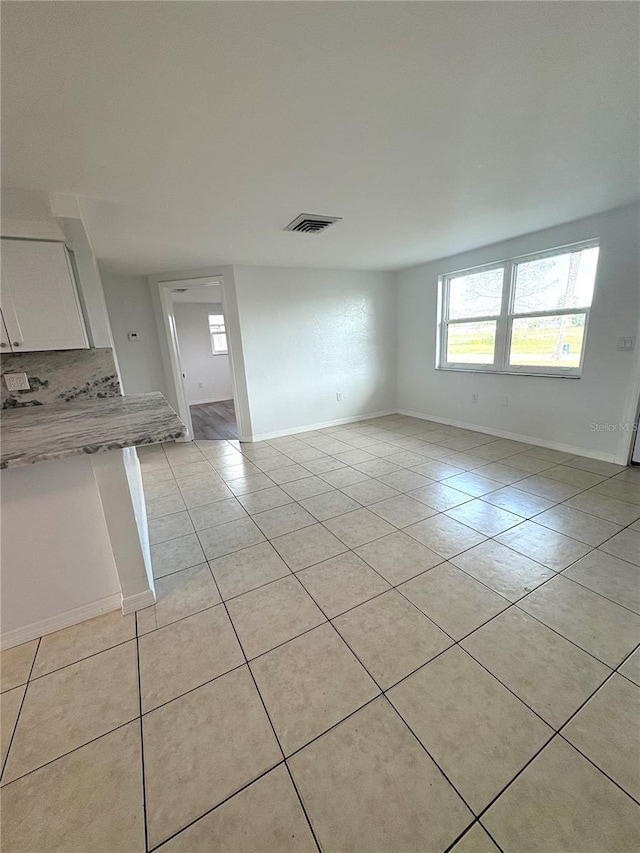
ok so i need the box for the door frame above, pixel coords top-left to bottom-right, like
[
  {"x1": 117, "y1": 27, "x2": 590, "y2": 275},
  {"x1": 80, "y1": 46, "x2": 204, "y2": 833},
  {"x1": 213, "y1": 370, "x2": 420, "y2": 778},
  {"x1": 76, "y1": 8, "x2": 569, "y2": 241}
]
[
  {"x1": 150, "y1": 267, "x2": 253, "y2": 442},
  {"x1": 618, "y1": 314, "x2": 640, "y2": 465}
]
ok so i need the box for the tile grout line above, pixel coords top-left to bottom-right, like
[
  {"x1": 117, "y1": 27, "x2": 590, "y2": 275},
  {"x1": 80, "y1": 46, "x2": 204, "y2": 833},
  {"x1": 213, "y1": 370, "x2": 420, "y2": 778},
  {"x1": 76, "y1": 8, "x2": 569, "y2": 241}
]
[
  {"x1": 191, "y1": 483, "x2": 491, "y2": 841},
  {"x1": 6, "y1": 601, "x2": 631, "y2": 799},
  {"x1": 115, "y1": 436, "x2": 640, "y2": 761},
  {"x1": 7, "y1": 424, "x2": 638, "y2": 842},
  {"x1": 134, "y1": 617, "x2": 150, "y2": 853},
  {"x1": 285, "y1": 560, "x2": 488, "y2": 823},
  {"x1": 24, "y1": 635, "x2": 139, "y2": 686},
  {"x1": 156, "y1": 447, "x2": 638, "y2": 553},
  {"x1": 148, "y1": 483, "x2": 635, "y2": 693},
  {"x1": 204, "y1": 565, "x2": 324, "y2": 853},
  {"x1": 144, "y1": 762, "x2": 290, "y2": 852},
  {"x1": 450, "y1": 638, "x2": 640, "y2": 826},
  {"x1": 153, "y1": 470, "x2": 635, "y2": 549},
  {"x1": 135, "y1": 577, "x2": 640, "y2": 823},
  {"x1": 382, "y1": 692, "x2": 485, "y2": 822},
  {"x1": 266, "y1": 517, "x2": 564, "y2": 833},
  {"x1": 443, "y1": 818, "x2": 506, "y2": 853},
  {"x1": 468, "y1": 678, "x2": 640, "y2": 830},
  {"x1": 0, "y1": 636, "x2": 41, "y2": 782},
  {"x1": 555, "y1": 732, "x2": 640, "y2": 808},
  {"x1": 0, "y1": 718, "x2": 138, "y2": 790},
  {"x1": 302, "y1": 510, "x2": 640, "y2": 809}
]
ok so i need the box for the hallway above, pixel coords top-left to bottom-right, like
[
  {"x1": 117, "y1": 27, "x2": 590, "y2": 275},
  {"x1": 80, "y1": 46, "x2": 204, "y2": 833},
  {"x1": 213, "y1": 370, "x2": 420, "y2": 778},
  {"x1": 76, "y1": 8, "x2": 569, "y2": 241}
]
[{"x1": 190, "y1": 399, "x2": 238, "y2": 440}]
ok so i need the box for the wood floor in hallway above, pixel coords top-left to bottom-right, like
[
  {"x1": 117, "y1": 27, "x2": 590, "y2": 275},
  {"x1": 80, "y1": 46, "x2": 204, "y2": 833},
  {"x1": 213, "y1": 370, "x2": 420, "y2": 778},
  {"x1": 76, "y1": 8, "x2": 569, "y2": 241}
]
[{"x1": 189, "y1": 399, "x2": 238, "y2": 440}]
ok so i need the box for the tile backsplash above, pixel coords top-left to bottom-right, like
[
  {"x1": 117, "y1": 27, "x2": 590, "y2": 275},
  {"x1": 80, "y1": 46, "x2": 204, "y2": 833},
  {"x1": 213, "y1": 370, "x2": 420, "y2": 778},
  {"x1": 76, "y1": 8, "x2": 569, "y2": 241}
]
[{"x1": 1, "y1": 348, "x2": 121, "y2": 409}]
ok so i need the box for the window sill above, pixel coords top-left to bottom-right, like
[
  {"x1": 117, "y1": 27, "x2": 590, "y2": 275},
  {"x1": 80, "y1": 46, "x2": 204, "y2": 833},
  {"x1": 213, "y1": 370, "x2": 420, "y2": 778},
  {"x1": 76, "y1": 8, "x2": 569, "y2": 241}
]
[{"x1": 436, "y1": 366, "x2": 581, "y2": 379}]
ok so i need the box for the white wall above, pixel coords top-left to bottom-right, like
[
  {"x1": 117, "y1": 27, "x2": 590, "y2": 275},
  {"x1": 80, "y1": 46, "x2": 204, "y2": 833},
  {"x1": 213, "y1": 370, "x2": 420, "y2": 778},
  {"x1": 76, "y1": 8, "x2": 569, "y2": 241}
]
[
  {"x1": 173, "y1": 301, "x2": 233, "y2": 404},
  {"x1": 397, "y1": 204, "x2": 640, "y2": 462},
  {"x1": 101, "y1": 272, "x2": 168, "y2": 397},
  {"x1": 1, "y1": 455, "x2": 121, "y2": 647},
  {"x1": 233, "y1": 266, "x2": 397, "y2": 438},
  {"x1": 70, "y1": 250, "x2": 114, "y2": 349}
]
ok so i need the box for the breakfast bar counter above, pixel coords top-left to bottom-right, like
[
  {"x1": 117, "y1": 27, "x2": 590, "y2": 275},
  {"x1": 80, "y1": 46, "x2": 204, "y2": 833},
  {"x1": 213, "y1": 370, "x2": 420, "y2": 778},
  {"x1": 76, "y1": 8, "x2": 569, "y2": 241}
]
[
  {"x1": 1, "y1": 391, "x2": 185, "y2": 469},
  {"x1": 1, "y1": 393, "x2": 186, "y2": 649}
]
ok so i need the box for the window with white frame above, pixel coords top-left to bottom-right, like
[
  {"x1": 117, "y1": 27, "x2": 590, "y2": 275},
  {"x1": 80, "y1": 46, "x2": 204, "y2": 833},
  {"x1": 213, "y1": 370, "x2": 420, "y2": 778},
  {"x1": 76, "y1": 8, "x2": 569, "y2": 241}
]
[
  {"x1": 438, "y1": 241, "x2": 599, "y2": 377},
  {"x1": 209, "y1": 313, "x2": 228, "y2": 355}
]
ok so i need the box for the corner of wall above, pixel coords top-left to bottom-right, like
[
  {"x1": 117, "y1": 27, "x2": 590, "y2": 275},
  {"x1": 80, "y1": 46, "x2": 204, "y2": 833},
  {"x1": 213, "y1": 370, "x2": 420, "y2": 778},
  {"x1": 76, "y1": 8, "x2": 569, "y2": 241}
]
[{"x1": 394, "y1": 204, "x2": 640, "y2": 461}]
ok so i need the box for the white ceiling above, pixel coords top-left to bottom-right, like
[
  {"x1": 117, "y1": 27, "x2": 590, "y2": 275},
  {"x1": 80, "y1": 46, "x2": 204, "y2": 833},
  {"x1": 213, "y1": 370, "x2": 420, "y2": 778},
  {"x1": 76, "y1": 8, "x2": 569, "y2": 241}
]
[{"x1": 2, "y1": 1, "x2": 638, "y2": 275}]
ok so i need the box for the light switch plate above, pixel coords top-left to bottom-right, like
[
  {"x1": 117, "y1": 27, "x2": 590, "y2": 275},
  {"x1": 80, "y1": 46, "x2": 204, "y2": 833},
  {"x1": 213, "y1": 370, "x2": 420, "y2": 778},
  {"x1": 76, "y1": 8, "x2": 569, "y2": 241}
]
[
  {"x1": 4, "y1": 372, "x2": 30, "y2": 391},
  {"x1": 617, "y1": 337, "x2": 635, "y2": 352}
]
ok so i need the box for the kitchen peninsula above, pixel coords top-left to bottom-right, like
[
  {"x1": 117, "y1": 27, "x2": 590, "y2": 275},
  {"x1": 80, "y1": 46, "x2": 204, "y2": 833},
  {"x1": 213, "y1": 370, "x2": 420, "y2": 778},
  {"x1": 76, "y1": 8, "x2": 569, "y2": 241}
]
[{"x1": 1, "y1": 392, "x2": 185, "y2": 648}]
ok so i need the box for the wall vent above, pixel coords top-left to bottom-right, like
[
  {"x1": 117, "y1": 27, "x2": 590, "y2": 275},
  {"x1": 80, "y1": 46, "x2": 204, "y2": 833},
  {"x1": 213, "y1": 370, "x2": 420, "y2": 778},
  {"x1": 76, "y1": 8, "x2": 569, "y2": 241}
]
[{"x1": 284, "y1": 214, "x2": 342, "y2": 234}]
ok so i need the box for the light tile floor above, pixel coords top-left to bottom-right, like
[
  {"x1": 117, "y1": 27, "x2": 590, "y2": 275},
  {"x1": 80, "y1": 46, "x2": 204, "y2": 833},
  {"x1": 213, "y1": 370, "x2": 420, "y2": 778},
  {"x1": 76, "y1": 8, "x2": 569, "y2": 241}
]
[{"x1": 2, "y1": 414, "x2": 640, "y2": 852}]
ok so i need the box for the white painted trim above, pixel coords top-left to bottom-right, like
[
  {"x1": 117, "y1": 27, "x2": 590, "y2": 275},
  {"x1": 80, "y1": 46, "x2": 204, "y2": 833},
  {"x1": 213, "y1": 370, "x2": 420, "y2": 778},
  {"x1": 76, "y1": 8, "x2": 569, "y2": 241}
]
[
  {"x1": 149, "y1": 267, "x2": 253, "y2": 443},
  {"x1": 188, "y1": 396, "x2": 233, "y2": 406},
  {"x1": 615, "y1": 314, "x2": 640, "y2": 465},
  {"x1": 437, "y1": 240, "x2": 598, "y2": 379},
  {"x1": 1, "y1": 593, "x2": 122, "y2": 650},
  {"x1": 121, "y1": 589, "x2": 156, "y2": 615},
  {"x1": 246, "y1": 410, "x2": 397, "y2": 443},
  {"x1": 398, "y1": 408, "x2": 618, "y2": 463},
  {"x1": 158, "y1": 276, "x2": 222, "y2": 440}
]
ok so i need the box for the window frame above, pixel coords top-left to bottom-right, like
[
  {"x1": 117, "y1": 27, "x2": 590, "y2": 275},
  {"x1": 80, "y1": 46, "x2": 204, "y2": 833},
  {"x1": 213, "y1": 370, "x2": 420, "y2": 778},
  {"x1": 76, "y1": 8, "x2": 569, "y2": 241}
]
[
  {"x1": 437, "y1": 239, "x2": 599, "y2": 378},
  {"x1": 208, "y1": 312, "x2": 228, "y2": 356}
]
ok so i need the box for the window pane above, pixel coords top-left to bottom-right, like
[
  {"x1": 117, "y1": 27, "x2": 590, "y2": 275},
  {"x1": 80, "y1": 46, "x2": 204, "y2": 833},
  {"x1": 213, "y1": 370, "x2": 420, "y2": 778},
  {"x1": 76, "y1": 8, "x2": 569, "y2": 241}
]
[
  {"x1": 446, "y1": 321, "x2": 497, "y2": 364},
  {"x1": 513, "y1": 247, "x2": 599, "y2": 314},
  {"x1": 209, "y1": 314, "x2": 225, "y2": 333},
  {"x1": 448, "y1": 268, "x2": 504, "y2": 319},
  {"x1": 509, "y1": 314, "x2": 586, "y2": 368},
  {"x1": 212, "y1": 333, "x2": 228, "y2": 352}
]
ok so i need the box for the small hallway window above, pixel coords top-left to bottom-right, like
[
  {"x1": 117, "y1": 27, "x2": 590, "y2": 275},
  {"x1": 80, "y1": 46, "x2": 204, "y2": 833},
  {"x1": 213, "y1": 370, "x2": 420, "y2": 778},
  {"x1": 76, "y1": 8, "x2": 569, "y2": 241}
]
[{"x1": 209, "y1": 313, "x2": 228, "y2": 355}]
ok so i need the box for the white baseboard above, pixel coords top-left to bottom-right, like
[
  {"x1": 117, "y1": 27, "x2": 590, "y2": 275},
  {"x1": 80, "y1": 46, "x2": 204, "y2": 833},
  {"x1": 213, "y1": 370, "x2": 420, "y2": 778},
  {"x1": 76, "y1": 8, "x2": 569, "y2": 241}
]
[
  {"x1": 397, "y1": 408, "x2": 618, "y2": 463},
  {"x1": 179, "y1": 403, "x2": 621, "y2": 463},
  {"x1": 1, "y1": 593, "x2": 122, "y2": 651},
  {"x1": 247, "y1": 409, "x2": 398, "y2": 443},
  {"x1": 122, "y1": 588, "x2": 156, "y2": 615}
]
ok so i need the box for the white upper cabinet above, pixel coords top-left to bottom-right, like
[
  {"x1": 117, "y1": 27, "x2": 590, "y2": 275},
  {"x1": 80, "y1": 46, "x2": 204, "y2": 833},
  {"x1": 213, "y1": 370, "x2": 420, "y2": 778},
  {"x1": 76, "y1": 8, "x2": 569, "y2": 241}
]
[{"x1": 1, "y1": 239, "x2": 89, "y2": 351}]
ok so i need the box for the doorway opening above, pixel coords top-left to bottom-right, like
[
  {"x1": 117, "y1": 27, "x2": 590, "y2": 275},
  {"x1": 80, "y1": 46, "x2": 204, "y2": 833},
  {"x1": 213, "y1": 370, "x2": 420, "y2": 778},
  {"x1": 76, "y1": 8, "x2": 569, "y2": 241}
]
[
  {"x1": 170, "y1": 283, "x2": 237, "y2": 440},
  {"x1": 154, "y1": 270, "x2": 252, "y2": 443}
]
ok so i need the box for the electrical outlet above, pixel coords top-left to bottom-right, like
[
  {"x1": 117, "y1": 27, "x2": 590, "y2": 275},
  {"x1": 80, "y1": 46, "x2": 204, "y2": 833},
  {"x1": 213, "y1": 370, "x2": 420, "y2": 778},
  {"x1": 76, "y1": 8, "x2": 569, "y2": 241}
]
[
  {"x1": 198, "y1": 382, "x2": 204, "y2": 389},
  {"x1": 471, "y1": 393, "x2": 479, "y2": 404},
  {"x1": 127, "y1": 331, "x2": 140, "y2": 341},
  {"x1": 618, "y1": 336, "x2": 635, "y2": 351},
  {"x1": 4, "y1": 372, "x2": 30, "y2": 391}
]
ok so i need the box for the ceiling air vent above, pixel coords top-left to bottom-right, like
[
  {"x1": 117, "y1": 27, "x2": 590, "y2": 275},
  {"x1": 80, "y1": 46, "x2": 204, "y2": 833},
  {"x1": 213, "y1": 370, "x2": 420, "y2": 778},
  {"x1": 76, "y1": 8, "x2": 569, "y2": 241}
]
[{"x1": 284, "y1": 214, "x2": 342, "y2": 234}]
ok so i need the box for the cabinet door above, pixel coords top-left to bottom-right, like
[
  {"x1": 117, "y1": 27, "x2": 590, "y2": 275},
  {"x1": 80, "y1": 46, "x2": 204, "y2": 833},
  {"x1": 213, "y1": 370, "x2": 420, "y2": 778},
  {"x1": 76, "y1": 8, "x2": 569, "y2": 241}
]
[{"x1": 1, "y1": 239, "x2": 89, "y2": 351}]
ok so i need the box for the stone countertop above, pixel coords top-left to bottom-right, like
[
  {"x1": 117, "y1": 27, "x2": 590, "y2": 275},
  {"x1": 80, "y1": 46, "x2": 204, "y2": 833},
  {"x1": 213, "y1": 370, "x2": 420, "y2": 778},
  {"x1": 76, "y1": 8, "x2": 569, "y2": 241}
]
[{"x1": 1, "y1": 392, "x2": 186, "y2": 469}]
